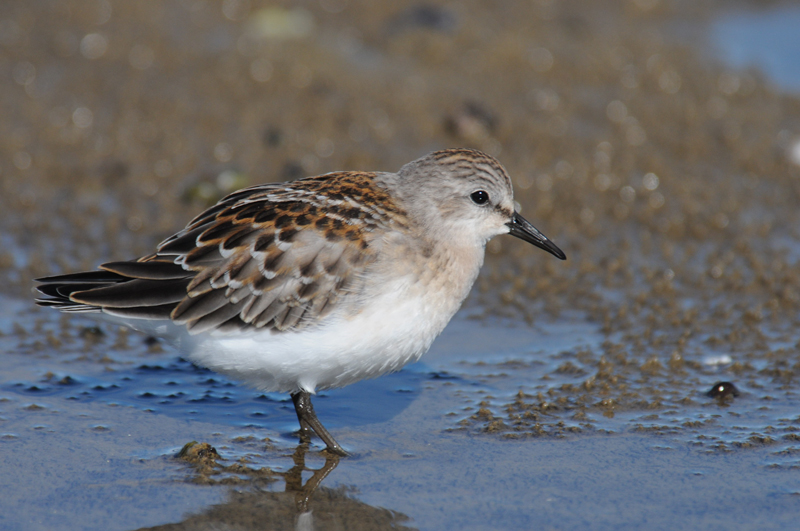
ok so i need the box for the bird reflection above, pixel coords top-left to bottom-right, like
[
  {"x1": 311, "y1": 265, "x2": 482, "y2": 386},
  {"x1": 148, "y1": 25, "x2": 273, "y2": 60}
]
[
  {"x1": 284, "y1": 445, "x2": 340, "y2": 518},
  {"x1": 137, "y1": 443, "x2": 415, "y2": 531}
]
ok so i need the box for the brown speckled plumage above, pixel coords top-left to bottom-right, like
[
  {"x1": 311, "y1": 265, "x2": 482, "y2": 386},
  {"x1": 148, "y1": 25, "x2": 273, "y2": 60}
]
[
  {"x1": 35, "y1": 149, "x2": 566, "y2": 339},
  {"x1": 34, "y1": 148, "x2": 566, "y2": 454},
  {"x1": 41, "y1": 171, "x2": 410, "y2": 334},
  {"x1": 164, "y1": 171, "x2": 409, "y2": 333},
  {"x1": 36, "y1": 148, "x2": 565, "y2": 339}
]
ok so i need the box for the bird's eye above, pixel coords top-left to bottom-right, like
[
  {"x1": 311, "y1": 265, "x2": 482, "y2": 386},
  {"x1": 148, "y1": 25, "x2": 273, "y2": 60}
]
[{"x1": 470, "y1": 190, "x2": 489, "y2": 205}]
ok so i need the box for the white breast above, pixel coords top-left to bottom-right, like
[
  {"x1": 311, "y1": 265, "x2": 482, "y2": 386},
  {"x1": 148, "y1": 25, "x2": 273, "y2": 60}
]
[{"x1": 181, "y1": 271, "x2": 468, "y2": 393}]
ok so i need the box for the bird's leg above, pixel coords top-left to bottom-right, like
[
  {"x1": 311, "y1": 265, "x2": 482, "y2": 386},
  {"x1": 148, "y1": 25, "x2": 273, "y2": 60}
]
[
  {"x1": 291, "y1": 391, "x2": 314, "y2": 444},
  {"x1": 290, "y1": 391, "x2": 349, "y2": 456}
]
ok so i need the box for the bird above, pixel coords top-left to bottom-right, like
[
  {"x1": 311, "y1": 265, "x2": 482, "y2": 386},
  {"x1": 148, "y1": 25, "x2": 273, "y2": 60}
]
[{"x1": 34, "y1": 148, "x2": 566, "y2": 456}]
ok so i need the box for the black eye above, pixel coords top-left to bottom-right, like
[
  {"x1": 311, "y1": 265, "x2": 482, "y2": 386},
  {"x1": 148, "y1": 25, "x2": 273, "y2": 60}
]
[{"x1": 470, "y1": 190, "x2": 489, "y2": 205}]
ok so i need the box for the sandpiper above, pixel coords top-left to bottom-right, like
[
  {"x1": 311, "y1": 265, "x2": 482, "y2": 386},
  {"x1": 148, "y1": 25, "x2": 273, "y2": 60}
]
[{"x1": 35, "y1": 148, "x2": 566, "y2": 456}]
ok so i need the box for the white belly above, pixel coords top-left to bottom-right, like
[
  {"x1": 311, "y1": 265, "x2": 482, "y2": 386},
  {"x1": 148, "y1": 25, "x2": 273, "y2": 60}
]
[{"x1": 182, "y1": 278, "x2": 463, "y2": 393}]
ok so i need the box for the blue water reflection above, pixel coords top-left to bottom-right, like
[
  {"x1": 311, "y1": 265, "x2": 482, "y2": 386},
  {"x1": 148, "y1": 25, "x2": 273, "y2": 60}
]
[{"x1": 713, "y1": 5, "x2": 800, "y2": 92}]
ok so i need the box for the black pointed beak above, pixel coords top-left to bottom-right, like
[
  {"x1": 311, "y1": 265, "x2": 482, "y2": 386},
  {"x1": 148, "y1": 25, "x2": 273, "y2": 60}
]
[{"x1": 506, "y1": 212, "x2": 566, "y2": 260}]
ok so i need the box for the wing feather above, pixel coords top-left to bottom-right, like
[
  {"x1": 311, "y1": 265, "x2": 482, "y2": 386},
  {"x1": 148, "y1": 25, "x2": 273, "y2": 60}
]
[
  {"x1": 100, "y1": 260, "x2": 188, "y2": 280},
  {"x1": 35, "y1": 172, "x2": 408, "y2": 335},
  {"x1": 172, "y1": 289, "x2": 232, "y2": 323},
  {"x1": 70, "y1": 278, "x2": 192, "y2": 308},
  {"x1": 185, "y1": 299, "x2": 248, "y2": 334}
]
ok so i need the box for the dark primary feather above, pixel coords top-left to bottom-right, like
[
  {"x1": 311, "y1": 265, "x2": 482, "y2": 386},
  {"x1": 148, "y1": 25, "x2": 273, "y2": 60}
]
[
  {"x1": 69, "y1": 278, "x2": 192, "y2": 308},
  {"x1": 101, "y1": 260, "x2": 188, "y2": 280},
  {"x1": 35, "y1": 172, "x2": 408, "y2": 334},
  {"x1": 35, "y1": 258, "x2": 191, "y2": 313}
]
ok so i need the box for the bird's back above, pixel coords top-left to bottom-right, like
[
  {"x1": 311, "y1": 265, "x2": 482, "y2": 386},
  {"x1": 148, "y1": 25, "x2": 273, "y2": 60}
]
[{"x1": 35, "y1": 171, "x2": 408, "y2": 337}]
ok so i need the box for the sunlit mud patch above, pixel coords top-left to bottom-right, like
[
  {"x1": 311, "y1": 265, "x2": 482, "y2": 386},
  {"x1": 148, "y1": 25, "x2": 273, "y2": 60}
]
[
  {"x1": 3, "y1": 0, "x2": 800, "y2": 528},
  {"x1": 446, "y1": 307, "x2": 800, "y2": 469},
  {"x1": 175, "y1": 440, "x2": 280, "y2": 486}
]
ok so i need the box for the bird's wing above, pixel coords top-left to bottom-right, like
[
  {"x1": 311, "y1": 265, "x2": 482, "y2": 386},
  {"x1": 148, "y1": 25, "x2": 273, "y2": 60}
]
[{"x1": 47, "y1": 172, "x2": 407, "y2": 334}]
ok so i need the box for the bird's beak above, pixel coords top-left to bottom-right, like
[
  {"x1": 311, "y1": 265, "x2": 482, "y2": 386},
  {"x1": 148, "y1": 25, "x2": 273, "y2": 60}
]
[{"x1": 506, "y1": 212, "x2": 566, "y2": 260}]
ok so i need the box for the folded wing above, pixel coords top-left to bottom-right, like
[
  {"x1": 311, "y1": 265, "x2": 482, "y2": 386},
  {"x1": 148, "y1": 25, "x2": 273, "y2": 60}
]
[{"x1": 36, "y1": 173, "x2": 405, "y2": 335}]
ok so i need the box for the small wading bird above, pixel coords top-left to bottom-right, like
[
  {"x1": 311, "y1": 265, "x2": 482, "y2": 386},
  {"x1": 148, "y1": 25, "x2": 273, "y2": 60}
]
[{"x1": 35, "y1": 148, "x2": 566, "y2": 456}]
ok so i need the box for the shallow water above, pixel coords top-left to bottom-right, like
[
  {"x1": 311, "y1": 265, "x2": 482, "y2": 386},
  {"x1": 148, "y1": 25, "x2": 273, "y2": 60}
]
[
  {"x1": 3, "y1": 297, "x2": 800, "y2": 530},
  {"x1": 3, "y1": 0, "x2": 800, "y2": 529}
]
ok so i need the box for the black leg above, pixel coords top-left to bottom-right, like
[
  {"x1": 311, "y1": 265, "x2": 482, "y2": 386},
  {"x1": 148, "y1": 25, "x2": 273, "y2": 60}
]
[
  {"x1": 290, "y1": 391, "x2": 349, "y2": 456},
  {"x1": 291, "y1": 392, "x2": 314, "y2": 444}
]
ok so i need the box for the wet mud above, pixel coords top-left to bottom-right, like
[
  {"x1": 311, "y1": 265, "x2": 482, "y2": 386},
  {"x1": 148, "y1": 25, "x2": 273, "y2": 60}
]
[{"x1": 2, "y1": 0, "x2": 800, "y2": 529}]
